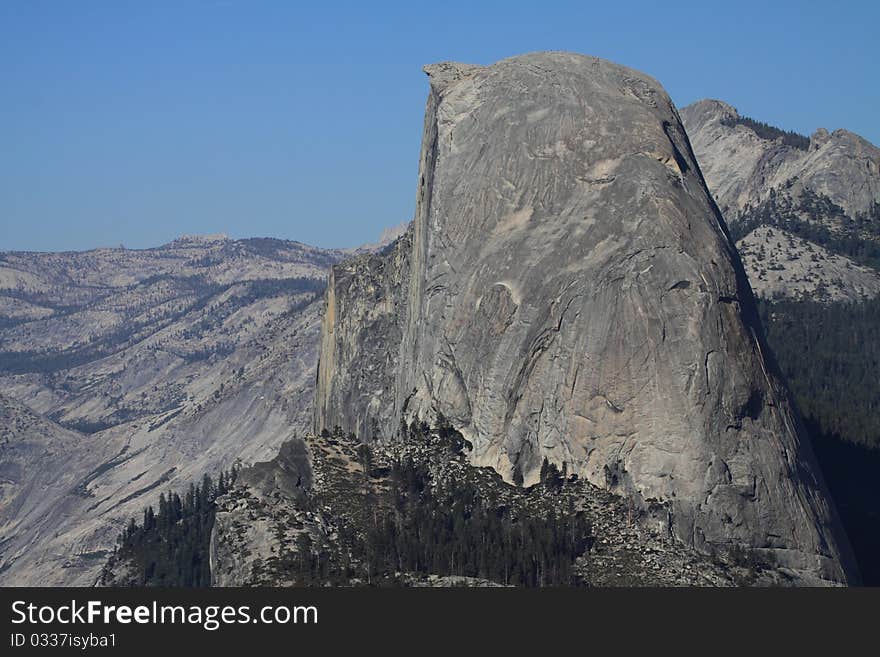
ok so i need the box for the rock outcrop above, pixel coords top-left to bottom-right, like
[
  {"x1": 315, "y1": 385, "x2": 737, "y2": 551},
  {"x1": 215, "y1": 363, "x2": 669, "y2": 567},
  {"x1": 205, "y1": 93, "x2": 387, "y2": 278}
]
[
  {"x1": 680, "y1": 99, "x2": 880, "y2": 223},
  {"x1": 680, "y1": 100, "x2": 880, "y2": 302},
  {"x1": 314, "y1": 234, "x2": 411, "y2": 441},
  {"x1": 314, "y1": 52, "x2": 858, "y2": 584},
  {"x1": 209, "y1": 439, "x2": 314, "y2": 587},
  {"x1": 211, "y1": 427, "x2": 765, "y2": 587}
]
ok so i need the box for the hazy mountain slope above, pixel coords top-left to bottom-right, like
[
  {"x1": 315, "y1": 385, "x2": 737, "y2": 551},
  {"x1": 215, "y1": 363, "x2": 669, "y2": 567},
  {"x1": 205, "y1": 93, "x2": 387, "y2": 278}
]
[
  {"x1": 0, "y1": 236, "x2": 341, "y2": 585},
  {"x1": 0, "y1": 393, "x2": 130, "y2": 583},
  {"x1": 0, "y1": 393, "x2": 94, "y2": 529}
]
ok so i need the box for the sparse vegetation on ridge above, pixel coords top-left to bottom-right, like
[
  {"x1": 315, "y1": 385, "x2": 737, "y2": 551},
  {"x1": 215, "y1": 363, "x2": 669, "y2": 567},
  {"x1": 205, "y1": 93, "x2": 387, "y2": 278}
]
[
  {"x1": 720, "y1": 113, "x2": 810, "y2": 150},
  {"x1": 205, "y1": 422, "x2": 774, "y2": 588},
  {"x1": 732, "y1": 188, "x2": 880, "y2": 271}
]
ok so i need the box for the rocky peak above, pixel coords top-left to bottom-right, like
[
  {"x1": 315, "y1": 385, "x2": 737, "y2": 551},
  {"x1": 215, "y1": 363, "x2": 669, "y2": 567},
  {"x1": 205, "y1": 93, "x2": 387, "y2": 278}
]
[
  {"x1": 423, "y1": 61, "x2": 483, "y2": 93},
  {"x1": 810, "y1": 127, "x2": 831, "y2": 150},
  {"x1": 684, "y1": 98, "x2": 739, "y2": 127},
  {"x1": 681, "y1": 99, "x2": 880, "y2": 220},
  {"x1": 315, "y1": 53, "x2": 858, "y2": 584}
]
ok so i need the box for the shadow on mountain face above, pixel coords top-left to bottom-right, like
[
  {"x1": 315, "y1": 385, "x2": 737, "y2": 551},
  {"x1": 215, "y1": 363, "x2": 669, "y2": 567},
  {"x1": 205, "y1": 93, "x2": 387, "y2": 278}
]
[{"x1": 808, "y1": 420, "x2": 880, "y2": 586}]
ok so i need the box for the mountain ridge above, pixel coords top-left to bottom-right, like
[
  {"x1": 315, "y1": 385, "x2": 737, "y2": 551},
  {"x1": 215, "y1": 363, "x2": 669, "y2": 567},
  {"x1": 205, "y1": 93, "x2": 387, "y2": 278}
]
[
  {"x1": 681, "y1": 98, "x2": 880, "y2": 302},
  {"x1": 681, "y1": 98, "x2": 880, "y2": 222}
]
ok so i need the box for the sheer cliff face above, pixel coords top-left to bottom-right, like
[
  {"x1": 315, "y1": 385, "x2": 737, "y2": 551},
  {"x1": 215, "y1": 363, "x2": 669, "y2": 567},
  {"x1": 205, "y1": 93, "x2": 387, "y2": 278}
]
[
  {"x1": 314, "y1": 234, "x2": 411, "y2": 441},
  {"x1": 315, "y1": 52, "x2": 857, "y2": 584}
]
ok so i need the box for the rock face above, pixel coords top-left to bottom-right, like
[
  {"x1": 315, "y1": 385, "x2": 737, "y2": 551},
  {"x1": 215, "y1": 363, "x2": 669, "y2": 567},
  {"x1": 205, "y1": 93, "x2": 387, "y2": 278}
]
[
  {"x1": 209, "y1": 439, "x2": 314, "y2": 587},
  {"x1": 314, "y1": 52, "x2": 858, "y2": 584},
  {"x1": 314, "y1": 234, "x2": 411, "y2": 441},
  {"x1": 680, "y1": 99, "x2": 880, "y2": 223}
]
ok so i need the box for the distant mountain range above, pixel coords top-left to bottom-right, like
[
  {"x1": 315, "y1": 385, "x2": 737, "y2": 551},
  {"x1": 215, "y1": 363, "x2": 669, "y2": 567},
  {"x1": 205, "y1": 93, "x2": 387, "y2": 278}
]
[{"x1": 0, "y1": 232, "x2": 403, "y2": 584}]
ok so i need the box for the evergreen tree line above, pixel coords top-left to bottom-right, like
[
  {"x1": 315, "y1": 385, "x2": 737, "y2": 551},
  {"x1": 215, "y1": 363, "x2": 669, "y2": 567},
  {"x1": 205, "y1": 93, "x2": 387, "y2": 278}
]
[
  {"x1": 757, "y1": 297, "x2": 880, "y2": 449},
  {"x1": 720, "y1": 114, "x2": 810, "y2": 150},
  {"x1": 758, "y1": 296, "x2": 880, "y2": 583},
  {"x1": 103, "y1": 467, "x2": 239, "y2": 587},
  {"x1": 361, "y1": 456, "x2": 591, "y2": 586},
  {"x1": 282, "y1": 444, "x2": 593, "y2": 587}
]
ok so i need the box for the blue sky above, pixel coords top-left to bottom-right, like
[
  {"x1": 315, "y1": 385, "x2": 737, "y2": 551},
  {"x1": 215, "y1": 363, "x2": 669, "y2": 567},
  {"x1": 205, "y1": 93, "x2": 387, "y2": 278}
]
[{"x1": 1, "y1": 0, "x2": 877, "y2": 251}]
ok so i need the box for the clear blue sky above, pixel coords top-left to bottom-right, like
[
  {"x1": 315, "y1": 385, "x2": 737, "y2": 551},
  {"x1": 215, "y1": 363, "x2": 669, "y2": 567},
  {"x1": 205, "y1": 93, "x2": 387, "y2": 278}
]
[{"x1": 2, "y1": 0, "x2": 878, "y2": 252}]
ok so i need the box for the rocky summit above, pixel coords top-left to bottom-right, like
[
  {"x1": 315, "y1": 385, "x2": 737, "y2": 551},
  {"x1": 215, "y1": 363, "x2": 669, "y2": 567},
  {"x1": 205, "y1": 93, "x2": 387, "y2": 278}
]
[{"x1": 314, "y1": 52, "x2": 858, "y2": 585}]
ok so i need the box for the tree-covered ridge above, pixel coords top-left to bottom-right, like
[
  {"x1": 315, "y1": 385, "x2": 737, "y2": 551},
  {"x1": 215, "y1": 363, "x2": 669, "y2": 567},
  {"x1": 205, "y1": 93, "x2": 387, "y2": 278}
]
[
  {"x1": 287, "y1": 437, "x2": 591, "y2": 586},
  {"x1": 102, "y1": 423, "x2": 595, "y2": 588},
  {"x1": 106, "y1": 419, "x2": 781, "y2": 587},
  {"x1": 757, "y1": 297, "x2": 880, "y2": 449},
  {"x1": 720, "y1": 113, "x2": 810, "y2": 150},
  {"x1": 245, "y1": 422, "x2": 761, "y2": 587},
  {"x1": 363, "y1": 456, "x2": 591, "y2": 586},
  {"x1": 101, "y1": 467, "x2": 239, "y2": 587},
  {"x1": 259, "y1": 421, "x2": 594, "y2": 587},
  {"x1": 732, "y1": 187, "x2": 880, "y2": 271}
]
